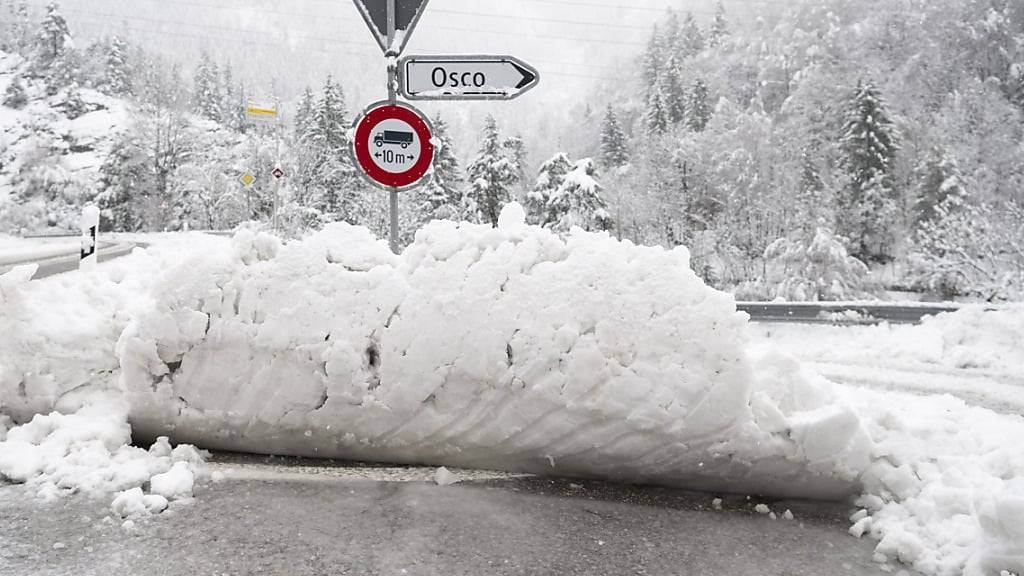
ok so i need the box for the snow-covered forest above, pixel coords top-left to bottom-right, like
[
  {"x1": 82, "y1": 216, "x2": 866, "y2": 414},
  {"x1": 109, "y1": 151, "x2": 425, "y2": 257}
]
[{"x1": 1, "y1": 0, "x2": 1023, "y2": 301}]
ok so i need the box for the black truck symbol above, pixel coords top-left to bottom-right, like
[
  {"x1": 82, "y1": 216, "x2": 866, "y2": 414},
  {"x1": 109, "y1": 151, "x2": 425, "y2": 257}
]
[{"x1": 374, "y1": 130, "x2": 414, "y2": 149}]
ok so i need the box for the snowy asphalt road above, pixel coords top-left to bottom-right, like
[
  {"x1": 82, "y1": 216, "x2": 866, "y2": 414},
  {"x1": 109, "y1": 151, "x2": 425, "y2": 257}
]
[
  {"x1": 1, "y1": 456, "x2": 901, "y2": 576},
  {"x1": 0, "y1": 240, "x2": 141, "y2": 279}
]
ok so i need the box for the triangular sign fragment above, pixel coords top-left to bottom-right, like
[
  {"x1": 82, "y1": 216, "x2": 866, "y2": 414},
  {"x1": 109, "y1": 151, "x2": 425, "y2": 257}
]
[{"x1": 352, "y1": 0, "x2": 431, "y2": 55}]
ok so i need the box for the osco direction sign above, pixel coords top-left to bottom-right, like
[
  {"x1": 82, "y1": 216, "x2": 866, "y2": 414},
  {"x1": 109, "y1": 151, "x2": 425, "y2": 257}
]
[
  {"x1": 399, "y1": 54, "x2": 540, "y2": 101},
  {"x1": 352, "y1": 101, "x2": 435, "y2": 191}
]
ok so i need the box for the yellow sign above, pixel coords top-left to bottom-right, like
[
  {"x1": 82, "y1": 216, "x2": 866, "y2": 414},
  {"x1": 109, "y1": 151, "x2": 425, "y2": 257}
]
[
  {"x1": 246, "y1": 106, "x2": 278, "y2": 118},
  {"x1": 239, "y1": 173, "x2": 256, "y2": 187},
  {"x1": 246, "y1": 102, "x2": 279, "y2": 125}
]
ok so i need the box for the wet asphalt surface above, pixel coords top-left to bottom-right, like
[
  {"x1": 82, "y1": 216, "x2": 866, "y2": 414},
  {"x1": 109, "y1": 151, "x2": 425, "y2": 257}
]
[{"x1": 0, "y1": 454, "x2": 905, "y2": 576}]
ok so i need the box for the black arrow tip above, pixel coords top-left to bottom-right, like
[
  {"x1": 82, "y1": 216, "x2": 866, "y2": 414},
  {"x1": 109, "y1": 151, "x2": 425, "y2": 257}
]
[{"x1": 512, "y1": 62, "x2": 537, "y2": 90}]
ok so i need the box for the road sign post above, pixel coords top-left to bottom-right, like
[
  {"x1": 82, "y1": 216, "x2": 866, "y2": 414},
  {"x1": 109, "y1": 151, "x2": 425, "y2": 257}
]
[
  {"x1": 351, "y1": 0, "x2": 539, "y2": 253},
  {"x1": 80, "y1": 205, "x2": 99, "y2": 273},
  {"x1": 399, "y1": 55, "x2": 540, "y2": 101}
]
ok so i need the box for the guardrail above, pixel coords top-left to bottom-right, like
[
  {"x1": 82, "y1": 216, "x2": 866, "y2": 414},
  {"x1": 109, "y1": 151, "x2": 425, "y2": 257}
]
[{"x1": 737, "y1": 302, "x2": 963, "y2": 325}]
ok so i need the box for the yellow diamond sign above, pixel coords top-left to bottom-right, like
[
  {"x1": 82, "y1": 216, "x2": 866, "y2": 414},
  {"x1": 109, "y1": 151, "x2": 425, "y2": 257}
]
[{"x1": 239, "y1": 172, "x2": 256, "y2": 187}]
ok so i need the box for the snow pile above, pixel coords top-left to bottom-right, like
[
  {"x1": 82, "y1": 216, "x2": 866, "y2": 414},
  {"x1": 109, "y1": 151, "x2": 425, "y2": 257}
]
[
  {"x1": 752, "y1": 305, "x2": 1024, "y2": 377},
  {"x1": 0, "y1": 233, "x2": 231, "y2": 422},
  {"x1": 118, "y1": 203, "x2": 870, "y2": 499},
  {"x1": 846, "y1": 389, "x2": 1024, "y2": 576},
  {"x1": 0, "y1": 397, "x2": 207, "y2": 505}
]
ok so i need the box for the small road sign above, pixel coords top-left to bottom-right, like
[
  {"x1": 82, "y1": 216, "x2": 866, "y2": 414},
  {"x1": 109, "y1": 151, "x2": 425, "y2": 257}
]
[
  {"x1": 239, "y1": 172, "x2": 256, "y2": 187},
  {"x1": 352, "y1": 0, "x2": 430, "y2": 55},
  {"x1": 246, "y1": 103, "x2": 279, "y2": 124},
  {"x1": 399, "y1": 55, "x2": 540, "y2": 100},
  {"x1": 352, "y1": 101, "x2": 434, "y2": 191},
  {"x1": 272, "y1": 167, "x2": 284, "y2": 180}
]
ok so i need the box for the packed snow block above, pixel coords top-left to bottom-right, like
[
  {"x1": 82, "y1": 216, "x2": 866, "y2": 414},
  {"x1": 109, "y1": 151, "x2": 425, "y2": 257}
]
[{"x1": 120, "y1": 205, "x2": 870, "y2": 499}]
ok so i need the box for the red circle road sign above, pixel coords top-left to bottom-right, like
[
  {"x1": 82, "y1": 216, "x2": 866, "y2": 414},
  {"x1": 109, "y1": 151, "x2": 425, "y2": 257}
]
[{"x1": 352, "y1": 101, "x2": 434, "y2": 190}]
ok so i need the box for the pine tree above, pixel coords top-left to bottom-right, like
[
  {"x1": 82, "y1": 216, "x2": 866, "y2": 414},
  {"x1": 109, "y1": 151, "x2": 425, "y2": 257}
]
[
  {"x1": 646, "y1": 91, "x2": 669, "y2": 136},
  {"x1": 3, "y1": 75, "x2": 27, "y2": 109},
  {"x1": 839, "y1": 79, "x2": 901, "y2": 262},
  {"x1": 599, "y1": 106, "x2": 629, "y2": 169},
  {"x1": 686, "y1": 79, "x2": 711, "y2": 132},
  {"x1": 35, "y1": 2, "x2": 70, "y2": 69},
  {"x1": 527, "y1": 152, "x2": 573, "y2": 226},
  {"x1": 465, "y1": 115, "x2": 520, "y2": 226},
  {"x1": 61, "y1": 81, "x2": 87, "y2": 119},
  {"x1": 299, "y1": 76, "x2": 361, "y2": 224},
  {"x1": 662, "y1": 10, "x2": 681, "y2": 61},
  {"x1": 709, "y1": 0, "x2": 728, "y2": 48},
  {"x1": 914, "y1": 147, "x2": 967, "y2": 227},
  {"x1": 193, "y1": 52, "x2": 221, "y2": 123},
  {"x1": 795, "y1": 147, "x2": 828, "y2": 232},
  {"x1": 294, "y1": 86, "x2": 315, "y2": 142},
  {"x1": 547, "y1": 158, "x2": 613, "y2": 234},
  {"x1": 662, "y1": 56, "x2": 686, "y2": 125},
  {"x1": 679, "y1": 12, "x2": 705, "y2": 58},
  {"x1": 45, "y1": 44, "x2": 78, "y2": 95},
  {"x1": 1007, "y1": 63, "x2": 1024, "y2": 114},
  {"x1": 219, "y1": 63, "x2": 243, "y2": 131},
  {"x1": 105, "y1": 36, "x2": 131, "y2": 96},
  {"x1": 409, "y1": 113, "x2": 463, "y2": 227},
  {"x1": 641, "y1": 25, "x2": 664, "y2": 99},
  {"x1": 96, "y1": 133, "x2": 149, "y2": 232}
]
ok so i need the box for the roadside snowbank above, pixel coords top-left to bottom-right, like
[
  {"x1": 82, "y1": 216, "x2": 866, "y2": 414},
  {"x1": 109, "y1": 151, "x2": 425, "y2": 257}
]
[
  {"x1": 117, "y1": 205, "x2": 870, "y2": 499},
  {"x1": 846, "y1": 389, "x2": 1024, "y2": 576},
  {"x1": 751, "y1": 305, "x2": 1024, "y2": 377}
]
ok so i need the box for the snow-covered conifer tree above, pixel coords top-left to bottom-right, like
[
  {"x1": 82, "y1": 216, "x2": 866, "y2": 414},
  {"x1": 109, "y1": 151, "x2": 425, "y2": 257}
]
[
  {"x1": 3, "y1": 75, "x2": 27, "y2": 109},
  {"x1": 547, "y1": 158, "x2": 613, "y2": 234},
  {"x1": 299, "y1": 76, "x2": 362, "y2": 224},
  {"x1": 838, "y1": 79, "x2": 901, "y2": 262},
  {"x1": 662, "y1": 56, "x2": 686, "y2": 125},
  {"x1": 104, "y1": 36, "x2": 131, "y2": 96},
  {"x1": 465, "y1": 115, "x2": 520, "y2": 226},
  {"x1": 293, "y1": 87, "x2": 315, "y2": 143},
  {"x1": 96, "y1": 134, "x2": 149, "y2": 232},
  {"x1": 45, "y1": 44, "x2": 78, "y2": 95},
  {"x1": 408, "y1": 113, "x2": 462, "y2": 228},
  {"x1": 914, "y1": 147, "x2": 967, "y2": 227},
  {"x1": 193, "y1": 52, "x2": 221, "y2": 123},
  {"x1": 679, "y1": 12, "x2": 705, "y2": 58},
  {"x1": 686, "y1": 79, "x2": 711, "y2": 132},
  {"x1": 526, "y1": 152, "x2": 573, "y2": 227},
  {"x1": 641, "y1": 25, "x2": 663, "y2": 99},
  {"x1": 34, "y1": 2, "x2": 70, "y2": 68},
  {"x1": 599, "y1": 106, "x2": 629, "y2": 169},
  {"x1": 709, "y1": 0, "x2": 728, "y2": 48},
  {"x1": 646, "y1": 91, "x2": 669, "y2": 136}
]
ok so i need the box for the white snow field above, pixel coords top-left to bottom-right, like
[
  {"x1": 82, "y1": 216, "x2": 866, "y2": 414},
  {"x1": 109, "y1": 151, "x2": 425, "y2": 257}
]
[{"x1": 0, "y1": 205, "x2": 1022, "y2": 576}]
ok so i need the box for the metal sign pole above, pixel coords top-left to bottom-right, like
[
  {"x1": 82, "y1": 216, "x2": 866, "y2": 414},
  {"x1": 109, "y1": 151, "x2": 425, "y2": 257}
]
[
  {"x1": 385, "y1": 0, "x2": 401, "y2": 254},
  {"x1": 273, "y1": 102, "x2": 282, "y2": 233}
]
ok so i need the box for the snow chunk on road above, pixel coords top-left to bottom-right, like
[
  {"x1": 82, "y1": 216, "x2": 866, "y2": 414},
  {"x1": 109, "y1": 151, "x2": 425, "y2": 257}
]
[
  {"x1": 119, "y1": 204, "x2": 870, "y2": 499},
  {"x1": 0, "y1": 399, "x2": 206, "y2": 502},
  {"x1": 149, "y1": 461, "x2": 194, "y2": 500},
  {"x1": 112, "y1": 487, "x2": 168, "y2": 517},
  {"x1": 434, "y1": 466, "x2": 459, "y2": 486}
]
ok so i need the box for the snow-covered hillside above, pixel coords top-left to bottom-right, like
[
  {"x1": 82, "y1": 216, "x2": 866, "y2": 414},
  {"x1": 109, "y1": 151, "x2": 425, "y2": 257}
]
[{"x1": 0, "y1": 50, "x2": 127, "y2": 231}]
